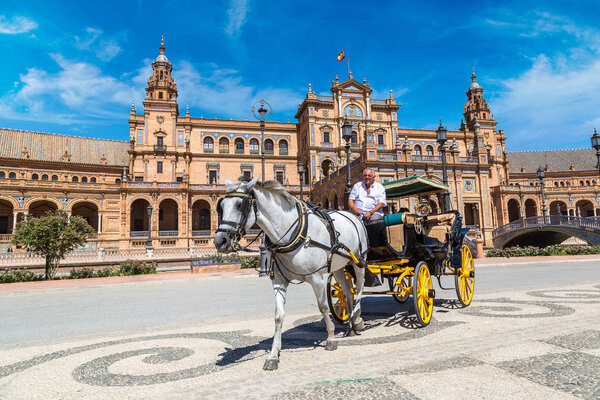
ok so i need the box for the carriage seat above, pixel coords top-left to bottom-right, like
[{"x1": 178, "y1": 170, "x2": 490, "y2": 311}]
[{"x1": 422, "y1": 213, "x2": 457, "y2": 243}]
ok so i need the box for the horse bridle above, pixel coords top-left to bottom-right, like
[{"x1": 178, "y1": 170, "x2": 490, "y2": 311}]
[{"x1": 216, "y1": 191, "x2": 257, "y2": 247}]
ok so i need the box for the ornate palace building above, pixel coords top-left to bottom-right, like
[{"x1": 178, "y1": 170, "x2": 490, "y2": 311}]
[{"x1": 0, "y1": 39, "x2": 598, "y2": 250}]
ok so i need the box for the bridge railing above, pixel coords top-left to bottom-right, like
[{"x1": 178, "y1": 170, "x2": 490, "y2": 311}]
[{"x1": 493, "y1": 215, "x2": 600, "y2": 238}]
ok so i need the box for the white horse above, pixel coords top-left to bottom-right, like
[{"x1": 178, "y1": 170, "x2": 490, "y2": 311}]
[{"x1": 214, "y1": 176, "x2": 368, "y2": 371}]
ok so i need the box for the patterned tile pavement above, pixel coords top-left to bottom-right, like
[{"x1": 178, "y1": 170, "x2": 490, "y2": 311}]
[{"x1": 0, "y1": 281, "x2": 599, "y2": 399}]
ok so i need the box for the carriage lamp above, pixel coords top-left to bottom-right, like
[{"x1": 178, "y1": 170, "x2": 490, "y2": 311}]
[
  {"x1": 592, "y1": 128, "x2": 600, "y2": 174},
  {"x1": 436, "y1": 121, "x2": 450, "y2": 212},
  {"x1": 536, "y1": 166, "x2": 548, "y2": 217},
  {"x1": 146, "y1": 205, "x2": 153, "y2": 249},
  {"x1": 297, "y1": 159, "x2": 305, "y2": 201}
]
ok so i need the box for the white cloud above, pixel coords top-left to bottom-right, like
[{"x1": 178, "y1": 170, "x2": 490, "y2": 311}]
[
  {"x1": 484, "y1": 11, "x2": 600, "y2": 150},
  {"x1": 225, "y1": 0, "x2": 249, "y2": 37},
  {"x1": 0, "y1": 15, "x2": 37, "y2": 34},
  {"x1": 176, "y1": 60, "x2": 302, "y2": 119},
  {"x1": 74, "y1": 27, "x2": 122, "y2": 61}
]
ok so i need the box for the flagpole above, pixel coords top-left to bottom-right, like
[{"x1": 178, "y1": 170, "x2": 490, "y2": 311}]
[{"x1": 347, "y1": 45, "x2": 351, "y2": 76}]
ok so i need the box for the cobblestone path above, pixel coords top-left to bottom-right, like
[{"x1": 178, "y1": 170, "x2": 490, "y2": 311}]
[{"x1": 0, "y1": 281, "x2": 598, "y2": 399}]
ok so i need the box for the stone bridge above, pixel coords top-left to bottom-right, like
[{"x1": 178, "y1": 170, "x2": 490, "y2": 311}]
[{"x1": 492, "y1": 215, "x2": 600, "y2": 248}]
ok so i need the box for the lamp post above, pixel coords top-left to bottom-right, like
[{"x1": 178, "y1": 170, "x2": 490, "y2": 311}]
[
  {"x1": 537, "y1": 166, "x2": 548, "y2": 217},
  {"x1": 297, "y1": 159, "x2": 305, "y2": 201},
  {"x1": 252, "y1": 99, "x2": 272, "y2": 183},
  {"x1": 146, "y1": 205, "x2": 153, "y2": 249},
  {"x1": 251, "y1": 100, "x2": 272, "y2": 277},
  {"x1": 591, "y1": 128, "x2": 600, "y2": 175},
  {"x1": 436, "y1": 121, "x2": 450, "y2": 211},
  {"x1": 341, "y1": 120, "x2": 353, "y2": 194}
]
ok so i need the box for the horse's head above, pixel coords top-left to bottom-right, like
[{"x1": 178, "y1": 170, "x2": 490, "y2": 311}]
[{"x1": 214, "y1": 176, "x2": 259, "y2": 252}]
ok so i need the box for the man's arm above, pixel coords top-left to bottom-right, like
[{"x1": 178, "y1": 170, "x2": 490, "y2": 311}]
[{"x1": 348, "y1": 199, "x2": 361, "y2": 216}]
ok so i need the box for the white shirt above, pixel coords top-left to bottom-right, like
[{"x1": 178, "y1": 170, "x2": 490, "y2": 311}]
[{"x1": 349, "y1": 181, "x2": 387, "y2": 216}]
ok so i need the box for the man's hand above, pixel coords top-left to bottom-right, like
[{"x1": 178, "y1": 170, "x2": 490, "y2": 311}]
[{"x1": 362, "y1": 211, "x2": 372, "y2": 221}]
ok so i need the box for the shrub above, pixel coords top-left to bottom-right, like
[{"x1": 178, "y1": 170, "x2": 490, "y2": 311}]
[
  {"x1": 241, "y1": 256, "x2": 261, "y2": 269},
  {"x1": 0, "y1": 268, "x2": 39, "y2": 283},
  {"x1": 69, "y1": 267, "x2": 96, "y2": 279},
  {"x1": 486, "y1": 245, "x2": 600, "y2": 258},
  {"x1": 68, "y1": 260, "x2": 157, "y2": 280}
]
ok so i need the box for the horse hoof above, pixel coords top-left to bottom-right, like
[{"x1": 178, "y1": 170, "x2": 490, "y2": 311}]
[
  {"x1": 325, "y1": 340, "x2": 338, "y2": 351},
  {"x1": 263, "y1": 359, "x2": 279, "y2": 371},
  {"x1": 353, "y1": 319, "x2": 365, "y2": 332}
]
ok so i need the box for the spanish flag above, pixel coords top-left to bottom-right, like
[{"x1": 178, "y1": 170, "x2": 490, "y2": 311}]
[{"x1": 337, "y1": 49, "x2": 345, "y2": 62}]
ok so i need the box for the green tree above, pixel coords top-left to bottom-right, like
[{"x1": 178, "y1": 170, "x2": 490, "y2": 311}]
[{"x1": 12, "y1": 210, "x2": 94, "y2": 280}]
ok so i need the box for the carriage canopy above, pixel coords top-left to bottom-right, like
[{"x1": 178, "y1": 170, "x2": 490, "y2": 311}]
[{"x1": 383, "y1": 175, "x2": 448, "y2": 198}]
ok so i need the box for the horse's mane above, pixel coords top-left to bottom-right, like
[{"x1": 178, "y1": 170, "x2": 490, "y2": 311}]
[{"x1": 229, "y1": 176, "x2": 297, "y2": 206}]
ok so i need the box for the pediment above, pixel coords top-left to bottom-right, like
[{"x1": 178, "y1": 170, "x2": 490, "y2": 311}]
[{"x1": 333, "y1": 77, "x2": 372, "y2": 94}]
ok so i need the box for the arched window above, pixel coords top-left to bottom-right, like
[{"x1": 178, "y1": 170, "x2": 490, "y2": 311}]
[
  {"x1": 31, "y1": 173, "x2": 39, "y2": 180},
  {"x1": 115, "y1": 178, "x2": 121, "y2": 183},
  {"x1": 264, "y1": 139, "x2": 274, "y2": 154},
  {"x1": 580, "y1": 180, "x2": 585, "y2": 186},
  {"x1": 219, "y1": 137, "x2": 229, "y2": 153},
  {"x1": 279, "y1": 140, "x2": 288, "y2": 155},
  {"x1": 90, "y1": 177, "x2": 97, "y2": 183},
  {"x1": 234, "y1": 138, "x2": 244, "y2": 153},
  {"x1": 560, "y1": 181, "x2": 565, "y2": 187},
  {"x1": 51, "y1": 175, "x2": 58, "y2": 181},
  {"x1": 586, "y1": 180, "x2": 591, "y2": 186},
  {"x1": 81, "y1": 177, "x2": 88, "y2": 183},
  {"x1": 203, "y1": 137, "x2": 214, "y2": 153},
  {"x1": 0, "y1": 172, "x2": 4, "y2": 178},
  {"x1": 8, "y1": 172, "x2": 16, "y2": 179},
  {"x1": 249, "y1": 139, "x2": 259, "y2": 154},
  {"x1": 351, "y1": 131, "x2": 358, "y2": 144},
  {"x1": 425, "y1": 145, "x2": 434, "y2": 156},
  {"x1": 414, "y1": 145, "x2": 422, "y2": 156},
  {"x1": 554, "y1": 181, "x2": 559, "y2": 187},
  {"x1": 72, "y1": 176, "x2": 79, "y2": 182},
  {"x1": 41, "y1": 174, "x2": 48, "y2": 181}
]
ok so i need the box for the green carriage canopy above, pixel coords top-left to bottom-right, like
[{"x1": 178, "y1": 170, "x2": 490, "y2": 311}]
[{"x1": 383, "y1": 175, "x2": 448, "y2": 198}]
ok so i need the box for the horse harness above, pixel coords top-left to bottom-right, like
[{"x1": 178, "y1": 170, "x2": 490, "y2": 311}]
[{"x1": 219, "y1": 190, "x2": 365, "y2": 281}]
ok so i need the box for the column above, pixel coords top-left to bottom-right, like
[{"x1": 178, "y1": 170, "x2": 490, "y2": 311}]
[
  {"x1": 97, "y1": 213, "x2": 102, "y2": 233},
  {"x1": 12, "y1": 212, "x2": 17, "y2": 232}
]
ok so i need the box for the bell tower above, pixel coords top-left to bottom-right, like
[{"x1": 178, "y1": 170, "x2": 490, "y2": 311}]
[
  {"x1": 463, "y1": 68, "x2": 491, "y2": 129},
  {"x1": 144, "y1": 36, "x2": 179, "y2": 115}
]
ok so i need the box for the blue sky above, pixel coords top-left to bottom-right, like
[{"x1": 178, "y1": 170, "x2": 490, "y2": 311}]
[{"x1": 0, "y1": 0, "x2": 599, "y2": 151}]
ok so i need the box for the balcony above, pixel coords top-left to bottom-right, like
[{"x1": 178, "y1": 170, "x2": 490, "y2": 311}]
[
  {"x1": 413, "y1": 155, "x2": 441, "y2": 162},
  {"x1": 280, "y1": 151, "x2": 288, "y2": 155},
  {"x1": 154, "y1": 145, "x2": 167, "y2": 153},
  {"x1": 250, "y1": 149, "x2": 259, "y2": 155},
  {"x1": 235, "y1": 149, "x2": 245, "y2": 154},
  {"x1": 159, "y1": 230, "x2": 179, "y2": 237},
  {"x1": 460, "y1": 156, "x2": 478, "y2": 164},
  {"x1": 0, "y1": 234, "x2": 12, "y2": 242},
  {"x1": 130, "y1": 231, "x2": 149, "y2": 238},
  {"x1": 192, "y1": 230, "x2": 211, "y2": 237}
]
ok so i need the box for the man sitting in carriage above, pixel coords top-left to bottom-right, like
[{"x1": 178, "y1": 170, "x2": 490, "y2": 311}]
[{"x1": 348, "y1": 168, "x2": 387, "y2": 222}]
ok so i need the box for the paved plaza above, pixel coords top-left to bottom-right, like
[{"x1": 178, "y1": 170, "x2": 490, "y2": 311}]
[{"x1": 0, "y1": 259, "x2": 599, "y2": 399}]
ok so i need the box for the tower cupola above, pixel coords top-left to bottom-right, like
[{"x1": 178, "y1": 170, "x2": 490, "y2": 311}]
[{"x1": 145, "y1": 36, "x2": 178, "y2": 109}]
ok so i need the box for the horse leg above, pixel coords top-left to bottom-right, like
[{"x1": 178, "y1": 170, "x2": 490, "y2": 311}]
[
  {"x1": 307, "y1": 273, "x2": 338, "y2": 351},
  {"x1": 264, "y1": 274, "x2": 289, "y2": 371},
  {"x1": 350, "y1": 263, "x2": 365, "y2": 332},
  {"x1": 332, "y1": 268, "x2": 358, "y2": 336}
]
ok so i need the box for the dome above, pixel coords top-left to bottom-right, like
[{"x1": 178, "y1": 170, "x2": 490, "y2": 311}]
[
  {"x1": 469, "y1": 81, "x2": 481, "y2": 90},
  {"x1": 155, "y1": 54, "x2": 169, "y2": 63}
]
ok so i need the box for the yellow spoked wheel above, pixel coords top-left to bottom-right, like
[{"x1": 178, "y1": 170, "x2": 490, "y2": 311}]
[
  {"x1": 413, "y1": 261, "x2": 434, "y2": 327},
  {"x1": 455, "y1": 244, "x2": 475, "y2": 307},
  {"x1": 392, "y1": 274, "x2": 411, "y2": 304},
  {"x1": 326, "y1": 272, "x2": 355, "y2": 323}
]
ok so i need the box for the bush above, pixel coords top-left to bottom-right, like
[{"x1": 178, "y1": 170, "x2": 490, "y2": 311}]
[
  {"x1": 486, "y1": 245, "x2": 600, "y2": 258},
  {"x1": 198, "y1": 253, "x2": 242, "y2": 264},
  {"x1": 0, "y1": 268, "x2": 40, "y2": 283},
  {"x1": 68, "y1": 260, "x2": 157, "y2": 280},
  {"x1": 241, "y1": 256, "x2": 261, "y2": 269}
]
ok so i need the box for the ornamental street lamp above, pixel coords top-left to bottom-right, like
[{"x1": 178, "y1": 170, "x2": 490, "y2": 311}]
[
  {"x1": 436, "y1": 121, "x2": 450, "y2": 212},
  {"x1": 591, "y1": 128, "x2": 600, "y2": 175},
  {"x1": 146, "y1": 205, "x2": 153, "y2": 249},
  {"x1": 537, "y1": 166, "x2": 548, "y2": 217},
  {"x1": 251, "y1": 99, "x2": 272, "y2": 183},
  {"x1": 341, "y1": 120, "x2": 353, "y2": 194},
  {"x1": 251, "y1": 100, "x2": 272, "y2": 277},
  {"x1": 297, "y1": 159, "x2": 305, "y2": 201}
]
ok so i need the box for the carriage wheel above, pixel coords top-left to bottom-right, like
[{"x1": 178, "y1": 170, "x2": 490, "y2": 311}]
[
  {"x1": 413, "y1": 261, "x2": 434, "y2": 327},
  {"x1": 392, "y1": 274, "x2": 411, "y2": 304},
  {"x1": 455, "y1": 244, "x2": 475, "y2": 307},
  {"x1": 327, "y1": 272, "x2": 355, "y2": 323}
]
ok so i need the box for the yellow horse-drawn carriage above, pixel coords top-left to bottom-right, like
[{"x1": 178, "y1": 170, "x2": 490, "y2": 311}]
[{"x1": 327, "y1": 176, "x2": 475, "y2": 326}]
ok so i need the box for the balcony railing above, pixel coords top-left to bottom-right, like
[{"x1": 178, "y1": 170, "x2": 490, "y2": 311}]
[
  {"x1": 130, "y1": 231, "x2": 149, "y2": 237},
  {"x1": 316, "y1": 95, "x2": 333, "y2": 100},
  {"x1": 264, "y1": 150, "x2": 274, "y2": 155},
  {"x1": 154, "y1": 145, "x2": 167, "y2": 153},
  {"x1": 0, "y1": 234, "x2": 12, "y2": 242},
  {"x1": 192, "y1": 230, "x2": 211, "y2": 237},
  {"x1": 204, "y1": 148, "x2": 214, "y2": 153},
  {"x1": 159, "y1": 230, "x2": 179, "y2": 237},
  {"x1": 460, "y1": 156, "x2": 478, "y2": 164},
  {"x1": 235, "y1": 149, "x2": 245, "y2": 154},
  {"x1": 280, "y1": 151, "x2": 288, "y2": 155},
  {"x1": 413, "y1": 155, "x2": 441, "y2": 162},
  {"x1": 371, "y1": 99, "x2": 387, "y2": 104},
  {"x1": 250, "y1": 149, "x2": 259, "y2": 154}
]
